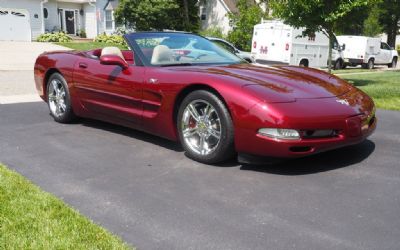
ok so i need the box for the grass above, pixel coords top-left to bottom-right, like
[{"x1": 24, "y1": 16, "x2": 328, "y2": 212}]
[
  {"x1": 338, "y1": 70, "x2": 400, "y2": 111},
  {"x1": 0, "y1": 164, "x2": 132, "y2": 249},
  {"x1": 55, "y1": 42, "x2": 127, "y2": 51}
]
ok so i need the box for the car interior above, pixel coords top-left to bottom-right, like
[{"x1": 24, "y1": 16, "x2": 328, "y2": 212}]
[{"x1": 86, "y1": 47, "x2": 134, "y2": 64}]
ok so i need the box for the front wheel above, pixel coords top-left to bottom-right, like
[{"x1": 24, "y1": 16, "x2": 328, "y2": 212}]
[
  {"x1": 47, "y1": 73, "x2": 76, "y2": 123},
  {"x1": 388, "y1": 58, "x2": 397, "y2": 68},
  {"x1": 177, "y1": 90, "x2": 235, "y2": 164}
]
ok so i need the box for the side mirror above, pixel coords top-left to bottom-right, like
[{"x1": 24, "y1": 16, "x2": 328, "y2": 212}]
[
  {"x1": 341, "y1": 44, "x2": 346, "y2": 51},
  {"x1": 100, "y1": 55, "x2": 128, "y2": 69}
]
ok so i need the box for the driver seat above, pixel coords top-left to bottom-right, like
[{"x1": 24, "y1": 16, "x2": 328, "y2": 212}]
[
  {"x1": 151, "y1": 45, "x2": 174, "y2": 65},
  {"x1": 101, "y1": 47, "x2": 126, "y2": 62}
]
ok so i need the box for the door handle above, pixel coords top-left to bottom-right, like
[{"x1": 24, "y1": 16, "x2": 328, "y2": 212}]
[{"x1": 79, "y1": 62, "x2": 88, "y2": 68}]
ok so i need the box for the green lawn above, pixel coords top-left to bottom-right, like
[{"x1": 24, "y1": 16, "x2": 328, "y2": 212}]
[
  {"x1": 55, "y1": 42, "x2": 127, "y2": 51},
  {"x1": 0, "y1": 164, "x2": 132, "y2": 249},
  {"x1": 338, "y1": 70, "x2": 400, "y2": 111}
]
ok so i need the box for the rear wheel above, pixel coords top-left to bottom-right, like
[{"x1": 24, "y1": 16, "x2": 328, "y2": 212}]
[
  {"x1": 388, "y1": 57, "x2": 397, "y2": 68},
  {"x1": 47, "y1": 73, "x2": 76, "y2": 123},
  {"x1": 177, "y1": 90, "x2": 235, "y2": 164},
  {"x1": 363, "y1": 59, "x2": 374, "y2": 69},
  {"x1": 299, "y1": 59, "x2": 309, "y2": 67}
]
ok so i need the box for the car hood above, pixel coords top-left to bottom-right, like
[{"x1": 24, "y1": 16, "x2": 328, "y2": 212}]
[{"x1": 172, "y1": 63, "x2": 353, "y2": 103}]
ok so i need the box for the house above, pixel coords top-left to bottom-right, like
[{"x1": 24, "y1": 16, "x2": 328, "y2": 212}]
[
  {"x1": 198, "y1": 0, "x2": 267, "y2": 35},
  {"x1": 0, "y1": 0, "x2": 119, "y2": 41}
]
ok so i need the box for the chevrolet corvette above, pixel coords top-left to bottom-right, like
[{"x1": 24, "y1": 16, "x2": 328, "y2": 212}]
[{"x1": 34, "y1": 32, "x2": 376, "y2": 164}]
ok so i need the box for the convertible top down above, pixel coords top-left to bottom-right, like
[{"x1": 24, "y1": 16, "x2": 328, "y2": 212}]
[{"x1": 34, "y1": 32, "x2": 376, "y2": 164}]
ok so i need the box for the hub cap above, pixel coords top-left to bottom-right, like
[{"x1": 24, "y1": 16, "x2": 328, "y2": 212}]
[
  {"x1": 48, "y1": 79, "x2": 66, "y2": 117},
  {"x1": 181, "y1": 100, "x2": 221, "y2": 155}
]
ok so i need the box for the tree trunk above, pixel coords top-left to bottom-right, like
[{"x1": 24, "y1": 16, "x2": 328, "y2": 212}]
[
  {"x1": 327, "y1": 32, "x2": 333, "y2": 74},
  {"x1": 386, "y1": 26, "x2": 397, "y2": 48},
  {"x1": 183, "y1": 0, "x2": 190, "y2": 30}
]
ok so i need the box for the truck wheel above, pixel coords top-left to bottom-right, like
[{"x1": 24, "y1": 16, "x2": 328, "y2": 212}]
[
  {"x1": 299, "y1": 59, "x2": 308, "y2": 67},
  {"x1": 366, "y1": 59, "x2": 374, "y2": 69},
  {"x1": 388, "y1": 58, "x2": 397, "y2": 68},
  {"x1": 333, "y1": 60, "x2": 342, "y2": 70}
]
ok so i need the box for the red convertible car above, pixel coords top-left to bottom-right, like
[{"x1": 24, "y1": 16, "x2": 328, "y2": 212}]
[{"x1": 34, "y1": 32, "x2": 376, "y2": 164}]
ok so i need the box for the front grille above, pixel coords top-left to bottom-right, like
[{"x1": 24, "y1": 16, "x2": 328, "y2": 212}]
[{"x1": 300, "y1": 129, "x2": 340, "y2": 139}]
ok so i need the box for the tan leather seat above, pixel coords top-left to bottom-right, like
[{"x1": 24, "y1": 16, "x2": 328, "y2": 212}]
[
  {"x1": 151, "y1": 45, "x2": 174, "y2": 65},
  {"x1": 101, "y1": 47, "x2": 126, "y2": 62}
]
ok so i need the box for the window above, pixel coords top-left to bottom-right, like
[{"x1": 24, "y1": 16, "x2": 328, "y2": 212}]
[
  {"x1": 43, "y1": 7, "x2": 48, "y2": 19},
  {"x1": 200, "y1": 7, "x2": 206, "y2": 21},
  {"x1": 105, "y1": 10, "x2": 113, "y2": 30}
]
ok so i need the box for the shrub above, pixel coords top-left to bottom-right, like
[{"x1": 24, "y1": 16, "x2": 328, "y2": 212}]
[
  {"x1": 37, "y1": 32, "x2": 72, "y2": 42},
  {"x1": 397, "y1": 45, "x2": 400, "y2": 56},
  {"x1": 94, "y1": 33, "x2": 126, "y2": 46},
  {"x1": 198, "y1": 27, "x2": 226, "y2": 39},
  {"x1": 79, "y1": 29, "x2": 87, "y2": 38}
]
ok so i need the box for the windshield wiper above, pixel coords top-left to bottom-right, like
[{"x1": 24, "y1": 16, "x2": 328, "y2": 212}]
[{"x1": 160, "y1": 63, "x2": 193, "y2": 67}]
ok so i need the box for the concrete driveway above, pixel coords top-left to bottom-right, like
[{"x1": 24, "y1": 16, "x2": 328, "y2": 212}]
[
  {"x1": 1, "y1": 103, "x2": 399, "y2": 250},
  {"x1": 0, "y1": 41, "x2": 70, "y2": 71},
  {"x1": 0, "y1": 41, "x2": 70, "y2": 104}
]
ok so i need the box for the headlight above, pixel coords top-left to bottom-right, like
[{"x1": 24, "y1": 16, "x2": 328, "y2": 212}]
[{"x1": 258, "y1": 128, "x2": 300, "y2": 140}]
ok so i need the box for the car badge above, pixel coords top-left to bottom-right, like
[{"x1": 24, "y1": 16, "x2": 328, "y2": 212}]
[{"x1": 336, "y1": 99, "x2": 349, "y2": 106}]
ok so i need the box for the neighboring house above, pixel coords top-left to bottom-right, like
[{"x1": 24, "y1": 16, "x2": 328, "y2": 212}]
[
  {"x1": 0, "y1": 0, "x2": 119, "y2": 41},
  {"x1": 198, "y1": 0, "x2": 267, "y2": 35}
]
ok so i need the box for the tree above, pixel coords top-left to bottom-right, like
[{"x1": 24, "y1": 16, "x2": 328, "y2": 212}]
[
  {"x1": 227, "y1": 0, "x2": 267, "y2": 51},
  {"x1": 269, "y1": 0, "x2": 372, "y2": 72},
  {"x1": 114, "y1": 0, "x2": 199, "y2": 32},
  {"x1": 378, "y1": 0, "x2": 400, "y2": 47},
  {"x1": 363, "y1": 4, "x2": 383, "y2": 37}
]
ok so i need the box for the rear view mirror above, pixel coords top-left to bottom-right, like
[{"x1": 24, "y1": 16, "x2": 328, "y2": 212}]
[{"x1": 100, "y1": 55, "x2": 129, "y2": 69}]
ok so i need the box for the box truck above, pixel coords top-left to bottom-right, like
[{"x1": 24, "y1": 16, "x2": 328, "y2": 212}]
[
  {"x1": 337, "y1": 35, "x2": 398, "y2": 69},
  {"x1": 251, "y1": 20, "x2": 344, "y2": 69}
]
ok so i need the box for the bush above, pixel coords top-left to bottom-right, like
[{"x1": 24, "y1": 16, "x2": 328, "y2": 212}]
[
  {"x1": 397, "y1": 45, "x2": 400, "y2": 56},
  {"x1": 199, "y1": 27, "x2": 226, "y2": 39},
  {"x1": 37, "y1": 32, "x2": 72, "y2": 42},
  {"x1": 94, "y1": 33, "x2": 126, "y2": 46},
  {"x1": 79, "y1": 30, "x2": 87, "y2": 38}
]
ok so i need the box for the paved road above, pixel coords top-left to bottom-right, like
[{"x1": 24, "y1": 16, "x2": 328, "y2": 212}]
[{"x1": 0, "y1": 102, "x2": 399, "y2": 250}]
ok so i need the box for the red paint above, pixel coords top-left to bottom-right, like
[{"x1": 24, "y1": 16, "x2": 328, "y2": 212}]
[{"x1": 34, "y1": 47, "x2": 376, "y2": 159}]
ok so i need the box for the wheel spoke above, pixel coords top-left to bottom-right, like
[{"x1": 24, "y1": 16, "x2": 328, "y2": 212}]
[
  {"x1": 51, "y1": 80, "x2": 59, "y2": 94},
  {"x1": 48, "y1": 93, "x2": 56, "y2": 102},
  {"x1": 183, "y1": 127, "x2": 198, "y2": 138},
  {"x1": 208, "y1": 128, "x2": 221, "y2": 139},
  {"x1": 188, "y1": 104, "x2": 201, "y2": 122},
  {"x1": 198, "y1": 134, "x2": 205, "y2": 154}
]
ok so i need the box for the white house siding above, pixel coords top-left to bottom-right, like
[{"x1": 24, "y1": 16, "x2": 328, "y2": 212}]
[
  {"x1": 200, "y1": 0, "x2": 232, "y2": 34},
  {"x1": 43, "y1": 0, "x2": 59, "y2": 32},
  {"x1": 95, "y1": 0, "x2": 108, "y2": 35},
  {"x1": 0, "y1": 0, "x2": 43, "y2": 40},
  {"x1": 84, "y1": 3, "x2": 96, "y2": 38}
]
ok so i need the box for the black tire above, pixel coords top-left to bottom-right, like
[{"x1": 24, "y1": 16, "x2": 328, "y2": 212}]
[
  {"x1": 342, "y1": 63, "x2": 347, "y2": 69},
  {"x1": 333, "y1": 60, "x2": 342, "y2": 70},
  {"x1": 46, "y1": 72, "x2": 76, "y2": 123},
  {"x1": 364, "y1": 59, "x2": 374, "y2": 70},
  {"x1": 177, "y1": 90, "x2": 235, "y2": 164},
  {"x1": 299, "y1": 59, "x2": 308, "y2": 67},
  {"x1": 388, "y1": 58, "x2": 397, "y2": 68}
]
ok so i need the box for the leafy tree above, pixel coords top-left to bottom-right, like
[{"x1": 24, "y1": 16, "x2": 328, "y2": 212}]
[
  {"x1": 227, "y1": 0, "x2": 267, "y2": 51},
  {"x1": 363, "y1": 4, "x2": 383, "y2": 37},
  {"x1": 199, "y1": 27, "x2": 226, "y2": 39},
  {"x1": 114, "y1": 0, "x2": 199, "y2": 32},
  {"x1": 334, "y1": 5, "x2": 370, "y2": 35},
  {"x1": 269, "y1": 0, "x2": 372, "y2": 72},
  {"x1": 378, "y1": 0, "x2": 400, "y2": 47}
]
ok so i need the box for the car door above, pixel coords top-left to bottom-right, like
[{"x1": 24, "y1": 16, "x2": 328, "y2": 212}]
[
  {"x1": 73, "y1": 54, "x2": 144, "y2": 125},
  {"x1": 377, "y1": 42, "x2": 391, "y2": 64}
]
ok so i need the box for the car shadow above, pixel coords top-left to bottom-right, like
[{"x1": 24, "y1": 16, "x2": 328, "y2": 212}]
[
  {"x1": 77, "y1": 118, "x2": 375, "y2": 175},
  {"x1": 239, "y1": 140, "x2": 375, "y2": 175},
  {"x1": 79, "y1": 118, "x2": 184, "y2": 152}
]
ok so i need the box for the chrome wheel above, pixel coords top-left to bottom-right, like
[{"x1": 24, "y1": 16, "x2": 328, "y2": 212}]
[
  {"x1": 48, "y1": 79, "x2": 67, "y2": 117},
  {"x1": 181, "y1": 100, "x2": 221, "y2": 156}
]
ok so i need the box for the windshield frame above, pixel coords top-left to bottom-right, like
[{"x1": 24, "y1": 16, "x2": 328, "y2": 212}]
[{"x1": 124, "y1": 32, "x2": 246, "y2": 67}]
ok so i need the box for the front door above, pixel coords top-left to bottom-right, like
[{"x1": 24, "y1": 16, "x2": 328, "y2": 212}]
[
  {"x1": 73, "y1": 56, "x2": 144, "y2": 125},
  {"x1": 65, "y1": 10, "x2": 75, "y2": 34}
]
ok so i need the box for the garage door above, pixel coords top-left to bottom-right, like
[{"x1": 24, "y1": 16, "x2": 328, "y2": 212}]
[{"x1": 0, "y1": 8, "x2": 31, "y2": 41}]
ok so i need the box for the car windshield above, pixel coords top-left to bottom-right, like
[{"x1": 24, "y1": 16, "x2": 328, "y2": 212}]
[{"x1": 125, "y1": 32, "x2": 244, "y2": 66}]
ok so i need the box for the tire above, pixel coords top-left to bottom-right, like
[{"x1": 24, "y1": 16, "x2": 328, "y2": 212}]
[
  {"x1": 333, "y1": 60, "x2": 342, "y2": 70},
  {"x1": 299, "y1": 59, "x2": 308, "y2": 67},
  {"x1": 46, "y1": 72, "x2": 76, "y2": 123},
  {"x1": 364, "y1": 59, "x2": 374, "y2": 70},
  {"x1": 177, "y1": 90, "x2": 235, "y2": 164},
  {"x1": 388, "y1": 58, "x2": 397, "y2": 68}
]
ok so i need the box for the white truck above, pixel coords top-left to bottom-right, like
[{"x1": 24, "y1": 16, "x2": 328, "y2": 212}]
[
  {"x1": 337, "y1": 35, "x2": 398, "y2": 69},
  {"x1": 251, "y1": 20, "x2": 344, "y2": 69}
]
